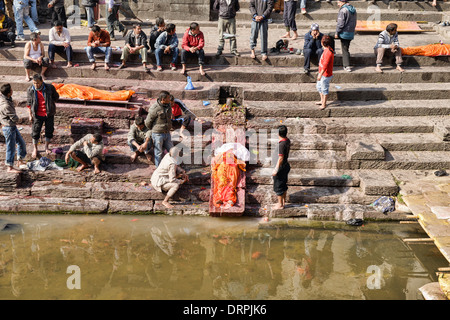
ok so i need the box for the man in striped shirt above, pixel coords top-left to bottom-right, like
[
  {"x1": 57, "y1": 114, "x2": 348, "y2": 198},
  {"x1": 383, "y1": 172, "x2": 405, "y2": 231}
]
[{"x1": 374, "y1": 23, "x2": 404, "y2": 73}]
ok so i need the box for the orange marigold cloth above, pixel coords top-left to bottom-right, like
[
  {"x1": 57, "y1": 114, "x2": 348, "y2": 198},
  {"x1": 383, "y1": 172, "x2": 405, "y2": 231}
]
[
  {"x1": 401, "y1": 44, "x2": 450, "y2": 57},
  {"x1": 53, "y1": 83, "x2": 135, "y2": 101},
  {"x1": 212, "y1": 150, "x2": 246, "y2": 208}
]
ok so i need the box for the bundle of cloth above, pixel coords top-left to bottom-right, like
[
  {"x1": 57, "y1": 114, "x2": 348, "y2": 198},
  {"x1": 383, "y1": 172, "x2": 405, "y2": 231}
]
[
  {"x1": 53, "y1": 83, "x2": 135, "y2": 101},
  {"x1": 401, "y1": 43, "x2": 450, "y2": 57}
]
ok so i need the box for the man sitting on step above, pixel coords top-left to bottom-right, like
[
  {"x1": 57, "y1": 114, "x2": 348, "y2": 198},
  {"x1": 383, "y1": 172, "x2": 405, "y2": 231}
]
[
  {"x1": 119, "y1": 24, "x2": 150, "y2": 71},
  {"x1": 150, "y1": 146, "x2": 189, "y2": 209},
  {"x1": 0, "y1": 10, "x2": 16, "y2": 48},
  {"x1": 48, "y1": 20, "x2": 73, "y2": 68},
  {"x1": 373, "y1": 23, "x2": 404, "y2": 73},
  {"x1": 86, "y1": 25, "x2": 112, "y2": 71},
  {"x1": 127, "y1": 116, "x2": 153, "y2": 164},
  {"x1": 65, "y1": 133, "x2": 105, "y2": 174}
]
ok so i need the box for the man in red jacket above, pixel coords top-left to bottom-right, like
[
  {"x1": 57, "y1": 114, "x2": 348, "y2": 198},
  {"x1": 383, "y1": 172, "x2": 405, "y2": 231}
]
[{"x1": 180, "y1": 22, "x2": 206, "y2": 76}]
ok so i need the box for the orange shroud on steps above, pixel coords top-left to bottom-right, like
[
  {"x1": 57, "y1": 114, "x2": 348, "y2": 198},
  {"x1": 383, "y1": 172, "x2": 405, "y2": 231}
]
[
  {"x1": 53, "y1": 83, "x2": 135, "y2": 101},
  {"x1": 401, "y1": 44, "x2": 450, "y2": 57}
]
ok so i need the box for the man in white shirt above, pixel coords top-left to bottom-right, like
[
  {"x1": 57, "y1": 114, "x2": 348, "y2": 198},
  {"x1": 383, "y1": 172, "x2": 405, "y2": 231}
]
[{"x1": 48, "y1": 20, "x2": 73, "y2": 68}]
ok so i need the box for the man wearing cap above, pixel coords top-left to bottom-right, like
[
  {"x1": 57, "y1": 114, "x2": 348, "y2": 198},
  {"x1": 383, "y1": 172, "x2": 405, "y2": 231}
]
[
  {"x1": 303, "y1": 23, "x2": 323, "y2": 74},
  {"x1": 335, "y1": 0, "x2": 356, "y2": 72}
]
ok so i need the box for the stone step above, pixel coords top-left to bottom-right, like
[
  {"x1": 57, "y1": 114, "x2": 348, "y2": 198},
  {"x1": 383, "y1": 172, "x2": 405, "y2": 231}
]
[
  {"x1": 236, "y1": 0, "x2": 450, "y2": 11},
  {"x1": 241, "y1": 82, "x2": 450, "y2": 101},
  {"x1": 246, "y1": 168, "x2": 360, "y2": 187},
  {"x1": 245, "y1": 99, "x2": 450, "y2": 118},
  {"x1": 246, "y1": 115, "x2": 438, "y2": 134},
  {"x1": 360, "y1": 150, "x2": 450, "y2": 170},
  {"x1": 246, "y1": 184, "x2": 379, "y2": 205},
  {"x1": 2, "y1": 60, "x2": 450, "y2": 84},
  {"x1": 1, "y1": 46, "x2": 449, "y2": 68},
  {"x1": 235, "y1": 7, "x2": 444, "y2": 22},
  {"x1": 373, "y1": 132, "x2": 450, "y2": 151}
]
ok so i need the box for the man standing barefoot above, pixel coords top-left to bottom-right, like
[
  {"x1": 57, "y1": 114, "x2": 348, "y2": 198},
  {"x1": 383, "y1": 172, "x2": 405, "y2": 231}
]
[
  {"x1": 272, "y1": 125, "x2": 290, "y2": 210},
  {"x1": 26, "y1": 74, "x2": 59, "y2": 159}
]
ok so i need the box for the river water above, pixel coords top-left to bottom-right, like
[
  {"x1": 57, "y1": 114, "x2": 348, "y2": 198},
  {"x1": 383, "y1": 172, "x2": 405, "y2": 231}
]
[{"x1": 0, "y1": 214, "x2": 446, "y2": 300}]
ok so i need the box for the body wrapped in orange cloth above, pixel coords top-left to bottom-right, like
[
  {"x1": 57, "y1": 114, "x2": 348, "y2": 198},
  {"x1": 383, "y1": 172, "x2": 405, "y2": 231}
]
[
  {"x1": 52, "y1": 83, "x2": 135, "y2": 101},
  {"x1": 212, "y1": 150, "x2": 246, "y2": 208},
  {"x1": 401, "y1": 44, "x2": 450, "y2": 57}
]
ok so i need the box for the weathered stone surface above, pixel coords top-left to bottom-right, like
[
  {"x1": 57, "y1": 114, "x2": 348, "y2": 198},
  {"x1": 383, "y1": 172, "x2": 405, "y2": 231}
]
[
  {"x1": 0, "y1": 172, "x2": 21, "y2": 190},
  {"x1": 30, "y1": 181, "x2": 93, "y2": 199},
  {"x1": 108, "y1": 200, "x2": 153, "y2": 214},
  {"x1": 359, "y1": 170, "x2": 399, "y2": 196},
  {"x1": 0, "y1": 196, "x2": 108, "y2": 213},
  {"x1": 347, "y1": 139, "x2": 385, "y2": 160}
]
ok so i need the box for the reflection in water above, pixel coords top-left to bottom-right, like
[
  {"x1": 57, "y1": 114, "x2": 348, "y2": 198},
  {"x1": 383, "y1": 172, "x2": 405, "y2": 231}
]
[{"x1": 0, "y1": 215, "x2": 446, "y2": 300}]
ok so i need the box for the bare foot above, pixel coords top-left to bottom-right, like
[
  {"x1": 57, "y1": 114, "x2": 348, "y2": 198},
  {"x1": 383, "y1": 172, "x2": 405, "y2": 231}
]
[
  {"x1": 199, "y1": 66, "x2": 206, "y2": 76},
  {"x1": 66, "y1": 62, "x2": 73, "y2": 68},
  {"x1": 375, "y1": 66, "x2": 383, "y2": 73},
  {"x1": 432, "y1": 0, "x2": 436, "y2": 6},
  {"x1": 162, "y1": 201, "x2": 174, "y2": 209},
  {"x1": 91, "y1": 63, "x2": 96, "y2": 70},
  {"x1": 272, "y1": 203, "x2": 284, "y2": 210},
  {"x1": 396, "y1": 66, "x2": 405, "y2": 73},
  {"x1": 104, "y1": 63, "x2": 110, "y2": 71},
  {"x1": 145, "y1": 154, "x2": 153, "y2": 164},
  {"x1": 50, "y1": 62, "x2": 57, "y2": 69},
  {"x1": 94, "y1": 167, "x2": 101, "y2": 174},
  {"x1": 7, "y1": 167, "x2": 21, "y2": 173},
  {"x1": 130, "y1": 152, "x2": 138, "y2": 162},
  {"x1": 45, "y1": 149, "x2": 52, "y2": 155},
  {"x1": 281, "y1": 33, "x2": 290, "y2": 39},
  {"x1": 250, "y1": 49, "x2": 256, "y2": 59},
  {"x1": 315, "y1": 101, "x2": 323, "y2": 105},
  {"x1": 319, "y1": 104, "x2": 327, "y2": 110},
  {"x1": 180, "y1": 68, "x2": 186, "y2": 75},
  {"x1": 25, "y1": 76, "x2": 32, "y2": 81},
  {"x1": 41, "y1": 74, "x2": 46, "y2": 81},
  {"x1": 31, "y1": 150, "x2": 38, "y2": 159},
  {"x1": 77, "y1": 164, "x2": 89, "y2": 172},
  {"x1": 262, "y1": 54, "x2": 268, "y2": 61}
]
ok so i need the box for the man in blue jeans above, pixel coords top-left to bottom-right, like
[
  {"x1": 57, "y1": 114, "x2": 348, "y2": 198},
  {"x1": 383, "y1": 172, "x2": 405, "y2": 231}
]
[
  {"x1": 249, "y1": 0, "x2": 274, "y2": 61},
  {"x1": 0, "y1": 83, "x2": 27, "y2": 173},
  {"x1": 154, "y1": 23, "x2": 179, "y2": 72},
  {"x1": 86, "y1": 25, "x2": 112, "y2": 70},
  {"x1": 13, "y1": 0, "x2": 40, "y2": 41},
  {"x1": 144, "y1": 91, "x2": 174, "y2": 167}
]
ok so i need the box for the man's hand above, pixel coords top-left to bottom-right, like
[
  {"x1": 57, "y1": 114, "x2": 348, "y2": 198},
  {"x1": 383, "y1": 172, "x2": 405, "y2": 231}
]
[
  {"x1": 164, "y1": 46, "x2": 171, "y2": 54},
  {"x1": 63, "y1": 42, "x2": 70, "y2": 48},
  {"x1": 334, "y1": 33, "x2": 339, "y2": 39},
  {"x1": 47, "y1": 3, "x2": 53, "y2": 8},
  {"x1": 108, "y1": 7, "x2": 112, "y2": 13},
  {"x1": 189, "y1": 47, "x2": 197, "y2": 53},
  {"x1": 83, "y1": 140, "x2": 89, "y2": 146}
]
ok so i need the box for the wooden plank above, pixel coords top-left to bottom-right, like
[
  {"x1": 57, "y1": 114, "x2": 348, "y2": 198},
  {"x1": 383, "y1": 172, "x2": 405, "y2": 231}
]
[
  {"x1": 403, "y1": 238, "x2": 435, "y2": 243},
  {"x1": 356, "y1": 20, "x2": 425, "y2": 33}
]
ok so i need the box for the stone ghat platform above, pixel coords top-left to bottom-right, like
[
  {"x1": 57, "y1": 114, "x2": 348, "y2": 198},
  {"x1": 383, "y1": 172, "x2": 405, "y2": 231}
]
[{"x1": 0, "y1": 18, "x2": 448, "y2": 222}]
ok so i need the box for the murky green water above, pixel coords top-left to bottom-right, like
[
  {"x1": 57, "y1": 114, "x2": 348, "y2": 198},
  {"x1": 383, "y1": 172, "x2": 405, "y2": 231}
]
[{"x1": 0, "y1": 214, "x2": 447, "y2": 300}]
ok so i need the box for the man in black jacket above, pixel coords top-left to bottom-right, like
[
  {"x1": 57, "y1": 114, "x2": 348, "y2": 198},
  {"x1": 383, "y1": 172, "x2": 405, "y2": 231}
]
[
  {"x1": 303, "y1": 23, "x2": 323, "y2": 74},
  {"x1": 0, "y1": 10, "x2": 16, "y2": 48},
  {"x1": 214, "y1": 0, "x2": 240, "y2": 57},
  {"x1": 26, "y1": 74, "x2": 59, "y2": 159},
  {"x1": 119, "y1": 24, "x2": 149, "y2": 71}
]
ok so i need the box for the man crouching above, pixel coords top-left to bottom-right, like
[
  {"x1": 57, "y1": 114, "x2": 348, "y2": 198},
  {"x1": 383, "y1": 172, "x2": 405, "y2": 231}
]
[
  {"x1": 151, "y1": 146, "x2": 189, "y2": 209},
  {"x1": 65, "y1": 133, "x2": 104, "y2": 174}
]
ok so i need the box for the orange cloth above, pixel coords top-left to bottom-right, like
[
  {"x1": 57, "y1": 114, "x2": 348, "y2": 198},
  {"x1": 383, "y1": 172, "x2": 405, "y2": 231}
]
[
  {"x1": 53, "y1": 83, "x2": 135, "y2": 101},
  {"x1": 401, "y1": 44, "x2": 450, "y2": 57},
  {"x1": 212, "y1": 151, "x2": 246, "y2": 208}
]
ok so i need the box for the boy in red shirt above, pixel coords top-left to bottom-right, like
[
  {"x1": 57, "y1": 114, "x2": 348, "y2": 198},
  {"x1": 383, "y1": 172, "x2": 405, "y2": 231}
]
[
  {"x1": 180, "y1": 22, "x2": 205, "y2": 76},
  {"x1": 316, "y1": 35, "x2": 334, "y2": 110}
]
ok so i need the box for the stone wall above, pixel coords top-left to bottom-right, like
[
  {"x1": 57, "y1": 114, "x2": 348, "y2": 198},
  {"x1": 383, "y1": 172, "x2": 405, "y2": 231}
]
[{"x1": 67, "y1": 0, "x2": 213, "y2": 23}]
